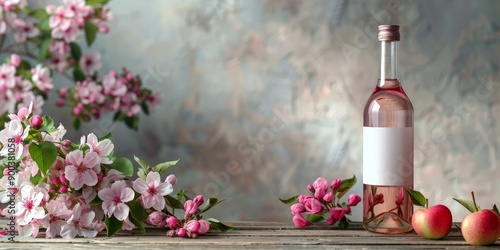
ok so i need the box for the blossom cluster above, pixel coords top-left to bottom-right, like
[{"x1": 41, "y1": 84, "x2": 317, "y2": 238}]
[
  {"x1": 0, "y1": 0, "x2": 159, "y2": 130},
  {"x1": 281, "y1": 176, "x2": 361, "y2": 229},
  {"x1": 0, "y1": 103, "x2": 230, "y2": 239}
]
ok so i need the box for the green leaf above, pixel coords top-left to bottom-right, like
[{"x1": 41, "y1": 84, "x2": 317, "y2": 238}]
[
  {"x1": 453, "y1": 198, "x2": 480, "y2": 213},
  {"x1": 137, "y1": 168, "x2": 146, "y2": 180},
  {"x1": 133, "y1": 155, "x2": 149, "y2": 171},
  {"x1": 165, "y1": 195, "x2": 184, "y2": 209},
  {"x1": 89, "y1": 196, "x2": 102, "y2": 206},
  {"x1": 39, "y1": 38, "x2": 52, "y2": 59},
  {"x1": 84, "y1": 21, "x2": 99, "y2": 46},
  {"x1": 336, "y1": 175, "x2": 357, "y2": 199},
  {"x1": 30, "y1": 175, "x2": 42, "y2": 185},
  {"x1": 73, "y1": 117, "x2": 81, "y2": 130},
  {"x1": 73, "y1": 67, "x2": 85, "y2": 81},
  {"x1": 201, "y1": 197, "x2": 223, "y2": 213},
  {"x1": 29, "y1": 9, "x2": 49, "y2": 19},
  {"x1": 124, "y1": 116, "x2": 139, "y2": 130},
  {"x1": 338, "y1": 216, "x2": 349, "y2": 229},
  {"x1": 18, "y1": 60, "x2": 32, "y2": 72},
  {"x1": 404, "y1": 188, "x2": 427, "y2": 207},
  {"x1": 99, "y1": 132, "x2": 112, "y2": 141},
  {"x1": 493, "y1": 204, "x2": 500, "y2": 217},
  {"x1": 107, "y1": 157, "x2": 133, "y2": 177},
  {"x1": 128, "y1": 201, "x2": 148, "y2": 222},
  {"x1": 69, "y1": 42, "x2": 82, "y2": 61},
  {"x1": 206, "y1": 218, "x2": 233, "y2": 232},
  {"x1": 279, "y1": 195, "x2": 299, "y2": 205},
  {"x1": 86, "y1": 0, "x2": 109, "y2": 7},
  {"x1": 154, "y1": 159, "x2": 179, "y2": 175},
  {"x1": 307, "y1": 214, "x2": 324, "y2": 223},
  {"x1": 141, "y1": 102, "x2": 150, "y2": 115},
  {"x1": 39, "y1": 115, "x2": 55, "y2": 132},
  {"x1": 29, "y1": 142, "x2": 57, "y2": 176},
  {"x1": 128, "y1": 215, "x2": 146, "y2": 234},
  {"x1": 104, "y1": 216, "x2": 123, "y2": 237}
]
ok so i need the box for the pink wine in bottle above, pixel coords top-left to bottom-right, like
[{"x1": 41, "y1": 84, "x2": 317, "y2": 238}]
[{"x1": 362, "y1": 25, "x2": 414, "y2": 234}]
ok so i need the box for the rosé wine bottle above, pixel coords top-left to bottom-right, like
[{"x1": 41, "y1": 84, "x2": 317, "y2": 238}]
[{"x1": 362, "y1": 25, "x2": 414, "y2": 234}]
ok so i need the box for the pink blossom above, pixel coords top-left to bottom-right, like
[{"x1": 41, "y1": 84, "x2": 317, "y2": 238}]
[
  {"x1": 166, "y1": 216, "x2": 180, "y2": 229},
  {"x1": 331, "y1": 178, "x2": 342, "y2": 192},
  {"x1": 64, "y1": 150, "x2": 100, "y2": 190},
  {"x1": 50, "y1": 54, "x2": 68, "y2": 73},
  {"x1": 323, "y1": 192, "x2": 333, "y2": 203},
  {"x1": 145, "y1": 211, "x2": 167, "y2": 227},
  {"x1": 45, "y1": 200, "x2": 72, "y2": 238},
  {"x1": 15, "y1": 185, "x2": 46, "y2": 226},
  {"x1": 290, "y1": 203, "x2": 305, "y2": 215},
  {"x1": 185, "y1": 220, "x2": 200, "y2": 233},
  {"x1": 303, "y1": 196, "x2": 322, "y2": 214},
  {"x1": 98, "y1": 180, "x2": 134, "y2": 221},
  {"x1": 184, "y1": 200, "x2": 198, "y2": 217},
  {"x1": 60, "y1": 203, "x2": 97, "y2": 238},
  {"x1": 29, "y1": 115, "x2": 43, "y2": 129},
  {"x1": 31, "y1": 64, "x2": 53, "y2": 92},
  {"x1": 102, "y1": 72, "x2": 126, "y2": 96},
  {"x1": 76, "y1": 80, "x2": 105, "y2": 104},
  {"x1": 13, "y1": 19, "x2": 40, "y2": 42},
  {"x1": 9, "y1": 54, "x2": 21, "y2": 67},
  {"x1": 49, "y1": 40, "x2": 70, "y2": 56},
  {"x1": 292, "y1": 213, "x2": 309, "y2": 227},
  {"x1": 165, "y1": 174, "x2": 177, "y2": 186},
  {"x1": 79, "y1": 52, "x2": 102, "y2": 76},
  {"x1": 47, "y1": 5, "x2": 73, "y2": 29},
  {"x1": 86, "y1": 133, "x2": 114, "y2": 164},
  {"x1": 330, "y1": 207, "x2": 346, "y2": 221},
  {"x1": 193, "y1": 194, "x2": 203, "y2": 206},
  {"x1": 51, "y1": 23, "x2": 79, "y2": 42},
  {"x1": 132, "y1": 171, "x2": 173, "y2": 211},
  {"x1": 0, "y1": 64, "x2": 16, "y2": 90},
  {"x1": 7, "y1": 101, "x2": 32, "y2": 121},
  {"x1": 177, "y1": 228, "x2": 187, "y2": 237},
  {"x1": 198, "y1": 219, "x2": 210, "y2": 234},
  {"x1": 0, "y1": 120, "x2": 30, "y2": 159},
  {"x1": 312, "y1": 177, "x2": 328, "y2": 191},
  {"x1": 348, "y1": 194, "x2": 361, "y2": 206}
]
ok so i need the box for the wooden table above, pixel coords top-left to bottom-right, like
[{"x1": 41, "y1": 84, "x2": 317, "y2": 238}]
[{"x1": 1, "y1": 221, "x2": 498, "y2": 249}]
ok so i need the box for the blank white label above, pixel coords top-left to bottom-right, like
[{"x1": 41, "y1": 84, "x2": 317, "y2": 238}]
[{"x1": 363, "y1": 127, "x2": 413, "y2": 186}]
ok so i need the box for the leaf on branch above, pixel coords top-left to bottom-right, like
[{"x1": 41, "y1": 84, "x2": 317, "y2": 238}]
[
  {"x1": 404, "y1": 188, "x2": 427, "y2": 207},
  {"x1": 30, "y1": 175, "x2": 42, "y2": 186},
  {"x1": 165, "y1": 195, "x2": 184, "y2": 209},
  {"x1": 29, "y1": 142, "x2": 57, "y2": 176},
  {"x1": 336, "y1": 175, "x2": 357, "y2": 199},
  {"x1": 106, "y1": 157, "x2": 133, "y2": 177},
  {"x1": 307, "y1": 214, "x2": 324, "y2": 223},
  {"x1": 201, "y1": 197, "x2": 223, "y2": 213},
  {"x1": 453, "y1": 198, "x2": 481, "y2": 213},
  {"x1": 206, "y1": 218, "x2": 234, "y2": 232},
  {"x1": 124, "y1": 116, "x2": 139, "y2": 130},
  {"x1": 89, "y1": 196, "x2": 102, "y2": 206},
  {"x1": 86, "y1": 0, "x2": 110, "y2": 7},
  {"x1": 69, "y1": 42, "x2": 82, "y2": 61},
  {"x1": 128, "y1": 201, "x2": 148, "y2": 222},
  {"x1": 493, "y1": 204, "x2": 500, "y2": 216},
  {"x1": 104, "y1": 216, "x2": 123, "y2": 237},
  {"x1": 133, "y1": 155, "x2": 149, "y2": 171},
  {"x1": 338, "y1": 216, "x2": 350, "y2": 229},
  {"x1": 84, "y1": 21, "x2": 99, "y2": 46},
  {"x1": 73, "y1": 67, "x2": 85, "y2": 81},
  {"x1": 137, "y1": 168, "x2": 146, "y2": 180},
  {"x1": 154, "y1": 159, "x2": 179, "y2": 175},
  {"x1": 279, "y1": 195, "x2": 299, "y2": 205},
  {"x1": 39, "y1": 38, "x2": 52, "y2": 59}
]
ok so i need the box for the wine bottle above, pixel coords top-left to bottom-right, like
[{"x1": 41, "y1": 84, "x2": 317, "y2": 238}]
[{"x1": 362, "y1": 25, "x2": 414, "y2": 234}]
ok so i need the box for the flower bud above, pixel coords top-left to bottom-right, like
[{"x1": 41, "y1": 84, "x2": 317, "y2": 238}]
[
  {"x1": 348, "y1": 194, "x2": 361, "y2": 206},
  {"x1": 331, "y1": 179, "x2": 342, "y2": 192},
  {"x1": 146, "y1": 211, "x2": 167, "y2": 227},
  {"x1": 166, "y1": 216, "x2": 180, "y2": 229},
  {"x1": 323, "y1": 192, "x2": 333, "y2": 203},
  {"x1": 190, "y1": 233, "x2": 198, "y2": 239},
  {"x1": 3, "y1": 168, "x2": 9, "y2": 176},
  {"x1": 166, "y1": 230, "x2": 175, "y2": 237},
  {"x1": 303, "y1": 197, "x2": 322, "y2": 214},
  {"x1": 344, "y1": 205, "x2": 351, "y2": 214},
  {"x1": 292, "y1": 214, "x2": 308, "y2": 228},
  {"x1": 314, "y1": 188, "x2": 325, "y2": 200},
  {"x1": 59, "y1": 185, "x2": 68, "y2": 193},
  {"x1": 29, "y1": 115, "x2": 43, "y2": 129},
  {"x1": 197, "y1": 219, "x2": 210, "y2": 234},
  {"x1": 177, "y1": 228, "x2": 187, "y2": 237},
  {"x1": 165, "y1": 174, "x2": 176, "y2": 186},
  {"x1": 313, "y1": 177, "x2": 328, "y2": 191},
  {"x1": 185, "y1": 220, "x2": 200, "y2": 233},
  {"x1": 51, "y1": 178, "x2": 60, "y2": 185},
  {"x1": 330, "y1": 207, "x2": 346, "y2": 221},
  {"x1": 193, "y1": 195, "x2": 204, "y2": 206},
  {"x1": 184, "y1": 200, "x2": 198, "y2": 217},
  {"x1": 99, "y1": 25, "x2": 109, "y2": 33},
  {"x1": 10, "y1": 54, "x2": 21, "y2": 67},
  {"x1": 59, "y1": 174, "x2": 69, "y2": 184},
  {"x1": 307, "y1": 184, "x2": 314, "y2": 192},
  {"x1": 290, "y1": 203, "x2": 305, "y2": 215}
]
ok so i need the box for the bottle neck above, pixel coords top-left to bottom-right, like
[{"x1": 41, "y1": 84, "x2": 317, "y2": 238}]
[{"x1": 379, "y1": 41, "x2": 400, "y2": 88}]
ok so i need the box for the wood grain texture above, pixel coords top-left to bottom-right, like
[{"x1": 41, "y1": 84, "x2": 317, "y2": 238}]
[{"x1": 0, "y1": 221, "x2": 498, "y2": 249}]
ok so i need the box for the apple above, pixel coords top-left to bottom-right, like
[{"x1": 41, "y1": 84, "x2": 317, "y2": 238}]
[
  {"x1": 461, "y1": 209, "x2": 500, "y2": 246},
  {"x1": 412, "y1": 204, "x2": 452, "y2": 239}
]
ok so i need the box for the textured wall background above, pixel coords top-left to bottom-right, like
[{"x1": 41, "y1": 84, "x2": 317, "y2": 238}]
[{"x1": 46, "y1": 0, "x2": 500, "y2": 222}]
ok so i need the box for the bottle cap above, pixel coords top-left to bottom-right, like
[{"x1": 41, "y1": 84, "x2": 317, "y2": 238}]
[{"x1": 378, "y1": 25, "x2": 400, "y2": 41}]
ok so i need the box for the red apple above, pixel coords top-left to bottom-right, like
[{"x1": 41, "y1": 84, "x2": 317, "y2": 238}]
[
  {"x1": 412, "y1": 204, "x2": 452, "y2": 239},
  {"x1": 461, "y1": 209, "x2": 500, "y2": 246}
]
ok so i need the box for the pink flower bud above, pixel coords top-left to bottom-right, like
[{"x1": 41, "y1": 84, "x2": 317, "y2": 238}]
[
  {"x1": 330, "y1": 207, "x2": 346, "y2": 221},
  {"x1": 29, "y1": 115, "x2": 43, "y2": 129},
  {"x1": 312, "y1": 177, "x2": 328, "y2": 191},
  {"x1": 190, "y1": 233, "x2": 198, "y2": 239},
  {"x1": 3, "y1": 168, "x2": 9, "y2": 176},
  {"x1": 10, "y1": 54, "x2": 21, "y2": 67},
  {"x1": 56, "y1": 100, "x2": 66, "y2": 107},
  {"x1": 146, "y1": 211, "x2": 167, "y2": 227},
  {"x1": 323, "y1": 192, "x2": 333, "y2": 203},
  {"x1": 166, "y1": 216, "x2": 180, "y2": 229},
  {"x1": 290, "y1": 203, "x2": 305, "y2": 215},
  {"x1": 344, "y1": 205, "x2": 351, "y2": 214},
  {"x1": 48, "y1": 187, "x2": 56, "y2": 194},
  {"x1": 51, "y1": 178, "x2": 60, "y2": 185},
  {"x1": 59, "y1": 185, "x2": 68, "y2": 193},
  {"x1": 97, "y1": 173, "x2": 104, "y2": 181},
  {"x1": 99, "y1": 25, "x2": 109, "y2": 33},
  {"x1": 348, "y1": 194, "x2": 361, "y2": 206},
  {"x1": 184, "y1": 200, "x2": 198, "y2": 217},
  {"x1": 292, "y1": 214, "x2": 309, "y2": 228},
  {"x1": 166, "y1": 230, "x2": 175, "y2": 237},
  {"x1": 197, "y1": 219, "x2": 210, "y2": 234},
  {"x1": 185, "y1": 220, "x2": 200, "y2": 233},
  {"x1": 298, "y1": 194, "x2": 311, "y2": 203},
  {"x1": 59, "y1": 174, "x2": 69, "y2": 184},
  {"x1": 331, "y1": 179, "x2": 342, "y2": 192},
  {"x1": 307, "y1": 184, "x2": 314, "y2": 192},
  {"x1": 73, "y1": 106, "x2": 82, "y2": 115},
  {"x1": 165, "y1": 174, "x2": 176, "y2": 186},
  {"x1": 303, "y1": 197, "x2": 322, "y2": 214},
  {"x1": 327, "y1": 217, "x2": 335, "y2": 225},
  {"x1": 193, "y1": 195, "x2": 204, "y2": 206},
  {"x1": 177, "y1": 228, "x2": 187, "y2": 237},
  {"x1": 314, "y1": 188, "x2": 325, "y2": 200}
]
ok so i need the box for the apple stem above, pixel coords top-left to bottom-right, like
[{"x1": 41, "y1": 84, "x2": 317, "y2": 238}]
[
  {"x1": 425, "y1": 198, "x2": 428, "y2": 209},
  {"x1": 471, "y1": 191, "x2": 478, "y2": 212}
]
